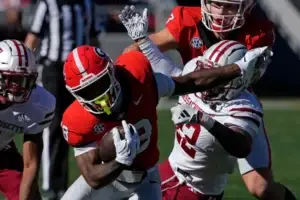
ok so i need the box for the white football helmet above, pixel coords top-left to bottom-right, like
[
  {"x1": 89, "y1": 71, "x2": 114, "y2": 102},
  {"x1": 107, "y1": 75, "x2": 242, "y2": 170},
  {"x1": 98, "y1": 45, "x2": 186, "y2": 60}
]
[
  {"x1": 0, "y1": 40, "x2": 38, "y2": 103},
  {"x1": 201, "y1": 0, "x2": 255, "y2": 32},
  {"x1": 201, "y1": 40, "x2": 247, "y2": 101}
]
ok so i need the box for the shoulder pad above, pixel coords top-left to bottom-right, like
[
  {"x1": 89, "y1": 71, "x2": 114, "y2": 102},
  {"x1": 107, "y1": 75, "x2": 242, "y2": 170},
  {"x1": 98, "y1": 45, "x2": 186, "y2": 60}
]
[
  {"x1": 61, "y1": 101, "x2": 106, "y2": 147},
  {"x1": 26, "y1": 86, "x2": 56, "y2": 134},
  {"x1": 223, "y1": 91, "x2": 263, "y2": 123}
]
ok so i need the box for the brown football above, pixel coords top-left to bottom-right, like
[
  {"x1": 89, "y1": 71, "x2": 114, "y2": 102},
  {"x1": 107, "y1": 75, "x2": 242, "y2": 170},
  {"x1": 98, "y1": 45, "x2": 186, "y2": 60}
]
[{"x1": 99, "y1": 125, "x2": 125, "y2": 163}]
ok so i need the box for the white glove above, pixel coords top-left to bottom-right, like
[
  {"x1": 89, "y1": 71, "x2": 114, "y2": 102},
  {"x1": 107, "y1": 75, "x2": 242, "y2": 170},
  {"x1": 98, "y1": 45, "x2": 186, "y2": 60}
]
[
  {"x1": 171, "y1": 104, "x2": 215, "y2": 130},
  {"x1": 234, "y1": 46, "x2": 273, "y2": 87},
  {"x1": 113, "y1": 120, "x2": 140, "y2": 166},
  {"x1": 119, "y1": 5, "x2": 148, "y2": 41}
]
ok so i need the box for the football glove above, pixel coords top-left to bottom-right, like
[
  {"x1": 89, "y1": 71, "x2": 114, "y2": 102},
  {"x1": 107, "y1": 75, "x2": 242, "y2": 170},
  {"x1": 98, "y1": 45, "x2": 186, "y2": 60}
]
[
  {"x1": 113, "y1": 120, "x2": 140, "y2": 166},
  {"x1": 171, "y1": 104, "x2": 215, "y2": 130},
  {"x1": 234, "y1": 46, "x2": 273, "y2": 87},
  {"x1": 119, "y1": 5, "x2": 148, "y2": 41}
]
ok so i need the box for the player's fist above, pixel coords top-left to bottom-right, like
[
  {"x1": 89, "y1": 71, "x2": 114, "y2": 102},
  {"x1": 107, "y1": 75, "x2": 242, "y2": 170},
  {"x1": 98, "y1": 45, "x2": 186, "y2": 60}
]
[
  {"x1": 119, "y1": 5, "x2": 148, "y2": 41},
  {"x1": 171, "y1": 104, "x2": 215, "y2": 130},
  {"x1": 171, "y1": 104, "x2": 201, "y2": 125},
  {"x1": 234, "y1": 46, "x2": 273, "y2": 87},
  {"x1": 113, "y1": 120, "x2": 140, "y2": 166}
]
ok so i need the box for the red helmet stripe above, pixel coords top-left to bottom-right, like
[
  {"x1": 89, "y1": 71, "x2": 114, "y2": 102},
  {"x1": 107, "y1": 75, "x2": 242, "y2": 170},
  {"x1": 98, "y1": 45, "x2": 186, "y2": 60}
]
[
  {"x1": 215, "y1": 41, "x2": 241, "y2": 62},
  {"x1": 208, "y1": 40, "x2": 229, "y2": 61},
  {"x1": 72, "y1": 48, "x2": 88, "y2": 77},
  {"x1": 12, "y1": 40, "x2": 22, "y2": 66},
  {"x1": 18, "y1": 40, "x2": 29, "y2": 67}
]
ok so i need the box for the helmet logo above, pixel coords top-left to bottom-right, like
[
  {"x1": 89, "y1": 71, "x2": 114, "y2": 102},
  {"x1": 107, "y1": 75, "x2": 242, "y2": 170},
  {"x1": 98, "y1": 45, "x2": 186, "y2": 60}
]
[{"x1": 95, "y1": 48, "x2": 107, "y2": 58}]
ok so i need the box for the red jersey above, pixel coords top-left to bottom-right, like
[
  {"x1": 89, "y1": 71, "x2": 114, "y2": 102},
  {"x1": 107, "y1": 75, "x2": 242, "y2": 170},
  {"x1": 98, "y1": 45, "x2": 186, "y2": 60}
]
[
  {"x1": 61, "y1": 51, "x2": 159, "y2": 170},
  {"x1": 166, "y1": 6, "x2": 275, "y2": 65}
]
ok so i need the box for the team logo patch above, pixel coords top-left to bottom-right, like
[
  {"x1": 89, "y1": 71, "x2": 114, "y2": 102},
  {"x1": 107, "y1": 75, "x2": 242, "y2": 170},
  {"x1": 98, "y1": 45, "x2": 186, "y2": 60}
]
[
  {"x1": 95, "y1": 48, "x2": 107, "y2": 58},
  {"x1": 190, "y1": 37, "x2": 203, "y2": 49},
  {"x1": 94, "y1": 123, "x2": 105, "y2": 134}
]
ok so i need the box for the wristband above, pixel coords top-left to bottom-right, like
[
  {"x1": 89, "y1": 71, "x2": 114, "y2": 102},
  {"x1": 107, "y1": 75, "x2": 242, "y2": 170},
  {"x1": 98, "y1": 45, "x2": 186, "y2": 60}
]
[{"x1": 199, "y1": 112, "x2": 215, "y2": 130}]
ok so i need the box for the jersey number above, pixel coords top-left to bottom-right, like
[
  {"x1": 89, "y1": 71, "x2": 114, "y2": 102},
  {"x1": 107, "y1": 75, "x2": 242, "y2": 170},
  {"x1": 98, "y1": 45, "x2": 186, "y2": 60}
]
[
  {"x1": 134, "y1": 119, "x2": 152, "y2": 154},
  {"x1": 60, "y1": 119, "x2": 152, "y2": 154},
  {"x1": 176, "y1": 124, "x2": 201, "y2": 159}
]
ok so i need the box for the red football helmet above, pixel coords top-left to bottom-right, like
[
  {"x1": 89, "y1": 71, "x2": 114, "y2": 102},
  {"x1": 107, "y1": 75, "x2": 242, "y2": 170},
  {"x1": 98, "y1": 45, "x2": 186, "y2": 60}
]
[{"x1": 64, "y1": 46, "x2": 121, "y2": 115}]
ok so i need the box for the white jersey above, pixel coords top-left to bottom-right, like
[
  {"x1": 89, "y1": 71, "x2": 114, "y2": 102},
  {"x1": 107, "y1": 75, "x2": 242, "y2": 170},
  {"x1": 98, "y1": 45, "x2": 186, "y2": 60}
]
[
  {"x1": 168, "y1": 57, "x2": 263, "y2": 195},
  {"x1": 0, "y1": 85, "x2": 56, "y2": 151}
]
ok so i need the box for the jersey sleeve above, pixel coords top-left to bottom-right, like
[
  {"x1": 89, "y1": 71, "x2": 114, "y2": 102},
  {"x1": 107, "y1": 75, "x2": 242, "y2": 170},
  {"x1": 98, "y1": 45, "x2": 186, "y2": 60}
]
[
  {"x1": 165, "y1": 6, "x2": 190, "y2": 44},
  {"x1": 138, "y1": 38, "x2": 182, "y2": 76},
  {"x1": 26, "y1": 88, "x2": 56, "y2": 134},
  {"x1": 153, "y1": 73, "x2": 175, "y2": 98},
  {"x1": 224, "y1": 102, "x2": 263, "y2": 138},
  {"x1": 29, "y1": 0, "x2": 48, "y2": 38}
]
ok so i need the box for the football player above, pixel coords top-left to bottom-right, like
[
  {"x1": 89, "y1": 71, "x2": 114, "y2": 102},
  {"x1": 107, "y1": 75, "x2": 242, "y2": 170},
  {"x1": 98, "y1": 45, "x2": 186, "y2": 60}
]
[
  {"x1": 162, "y1": 40, "x2": 263, "y2": 200},
  {"x1": 0, "y1": 40, "x2": 56, "y2": 200},
  {"x1": 121, "y1": 3, "x2": 297, "y2": 200},
  {"x1": 60, "y1": 37, "x2": 265, "y2": 199}
]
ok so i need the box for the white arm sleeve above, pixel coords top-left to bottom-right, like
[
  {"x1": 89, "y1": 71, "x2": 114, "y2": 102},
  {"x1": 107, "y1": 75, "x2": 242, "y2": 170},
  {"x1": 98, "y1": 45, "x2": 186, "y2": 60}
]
[
  {"x1": 138, "y1": 37, "x2": 182, "y2": 77},
  {"x1": 154, "y1": 73, "x2": 175, "y2": 98},
  {"x1": 74, "y1": 142, "x2": 97, "y2": 157}
]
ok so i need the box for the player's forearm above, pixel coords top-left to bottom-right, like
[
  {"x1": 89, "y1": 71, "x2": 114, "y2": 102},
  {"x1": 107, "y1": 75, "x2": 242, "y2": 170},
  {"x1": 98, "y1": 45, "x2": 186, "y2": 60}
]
[
  {"x1": 19, "y1": 166, "x2": 41, "y2": 200},
  {"x1": 84, "y1": 160, "x2": 125, "y2": 189},
  {"x1": 137, "y1": 37, "x2": 182, "y2": 76},
  {"x1": 208, "y1": 121, "x2": 251, "y2": 158},
  {"x1": 172, "y1": 64, "x2": 241, "y2": 96}
]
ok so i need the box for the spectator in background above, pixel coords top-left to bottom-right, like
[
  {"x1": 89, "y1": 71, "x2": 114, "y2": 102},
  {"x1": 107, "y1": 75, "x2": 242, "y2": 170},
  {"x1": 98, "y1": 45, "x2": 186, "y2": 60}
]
[
  {"x1": 0, "y1": 0, "x2": 27, "y2": 41},
  {"x1": 25, "y1": 0, "x2": 102, "y2": 199}
]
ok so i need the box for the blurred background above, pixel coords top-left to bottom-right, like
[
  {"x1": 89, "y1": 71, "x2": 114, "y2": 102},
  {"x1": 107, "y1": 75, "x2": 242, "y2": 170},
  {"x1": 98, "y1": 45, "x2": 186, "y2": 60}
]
[{"x1": 0, "y1": 0, "x2": 299, "y2": 199}]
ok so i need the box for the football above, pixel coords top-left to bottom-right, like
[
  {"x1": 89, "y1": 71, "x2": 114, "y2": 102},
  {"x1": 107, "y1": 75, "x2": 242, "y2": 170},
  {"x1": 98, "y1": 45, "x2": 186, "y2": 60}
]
[{"x1": 99, "y1": 125, "x2": 125, "y2": 163}]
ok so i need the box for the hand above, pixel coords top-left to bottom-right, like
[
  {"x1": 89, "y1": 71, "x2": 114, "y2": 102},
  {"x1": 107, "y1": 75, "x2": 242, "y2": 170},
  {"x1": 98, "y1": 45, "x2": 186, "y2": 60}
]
[
  {"x1": 119, "y1": 5, "x2": 148, "y2": 41},
  {"x1": 113, "y1": 120, "x2": 140, "y2": 166},
  {"x1": 171, "y1": 104, "x2": 201, "y2": 125},
  {"x1": 234, "y1": 46, "x2": 273, "y2": 87},
  {"x1": 171, "y1": 104, "x2": 215, "y2": 130}
]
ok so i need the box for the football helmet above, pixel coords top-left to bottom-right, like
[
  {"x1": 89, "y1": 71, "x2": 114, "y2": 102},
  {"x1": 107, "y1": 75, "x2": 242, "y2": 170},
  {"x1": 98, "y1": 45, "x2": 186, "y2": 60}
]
[
  {"x1": 200, "y1": 40, "x2": 247, "y2": 101},
  {"x1": 0, "y1": 40, "x2": 38, "y2": 103},
  {"x1": 201, "y1": 0, "x2": 255, "y2": 32},
  {"x1": 64, "y1": 45, "x2": 121, "y2": 115}
]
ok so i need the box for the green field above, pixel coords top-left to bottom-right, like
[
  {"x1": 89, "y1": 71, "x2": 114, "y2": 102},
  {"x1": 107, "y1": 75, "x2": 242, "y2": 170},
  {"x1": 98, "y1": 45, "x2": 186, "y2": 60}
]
[{"x1": 1, "y1": 108, "x2": 299, "y2": 199}]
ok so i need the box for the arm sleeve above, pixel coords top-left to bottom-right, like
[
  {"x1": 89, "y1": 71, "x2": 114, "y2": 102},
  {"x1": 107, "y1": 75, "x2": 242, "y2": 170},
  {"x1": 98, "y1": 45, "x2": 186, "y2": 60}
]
[
  {"x1": 73, "y1": 142, "x2": 97, "y2": 157},
  {"x1": 138, "y1": 38, "x2": 182, "y2": 77},
  {"x1": 165, "y1": 6, "x2": 184, "y2": 44},
  {"x1": 29, "y1": 0, "x2": 48, "y2": 37},
  {"x1": 223, "y1": 117, "x2": 260, "y2": 139},
  {"x1": 153, "y1": 73, "x2": 175, "y2": 98}
]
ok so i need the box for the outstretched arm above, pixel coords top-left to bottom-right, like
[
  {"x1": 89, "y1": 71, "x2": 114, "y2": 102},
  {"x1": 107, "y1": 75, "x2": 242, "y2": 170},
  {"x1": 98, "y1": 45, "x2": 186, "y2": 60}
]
[
  {"x1": 154, "y1": 64, "x2": 240, "y2": 98},
  {"x1": 119, "y1": 5, "x2": 182, "y2": 77},
  {"x1": 20, "y1": 134, "x2": 43, "y2": 200},
  {"x1": 171, "y1": 64, "x2": 240, "y2": 96}
]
